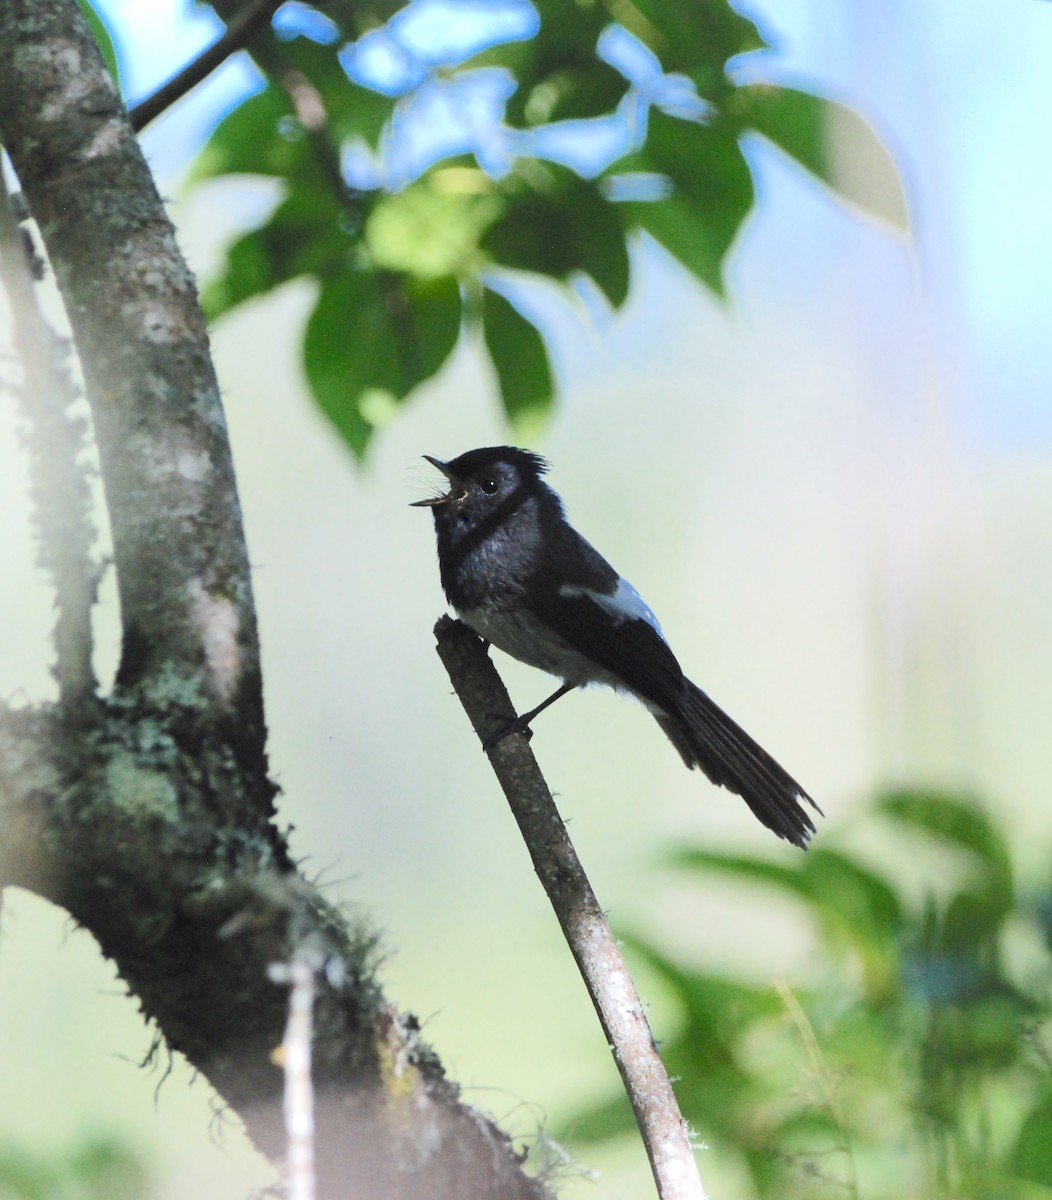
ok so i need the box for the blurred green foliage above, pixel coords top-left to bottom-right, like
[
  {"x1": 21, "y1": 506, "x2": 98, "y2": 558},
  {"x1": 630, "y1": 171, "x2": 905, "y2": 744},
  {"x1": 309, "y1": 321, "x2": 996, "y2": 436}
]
[
  {"x1": 0, "y1": 1136, "x2": 149, "y2": 1200},
  {"x1": 171, "y1": 0, "x2": 904, "y2": 459},
  {"x1": 569, "y1": 790, "x2": 1052, "y2": 1199}
]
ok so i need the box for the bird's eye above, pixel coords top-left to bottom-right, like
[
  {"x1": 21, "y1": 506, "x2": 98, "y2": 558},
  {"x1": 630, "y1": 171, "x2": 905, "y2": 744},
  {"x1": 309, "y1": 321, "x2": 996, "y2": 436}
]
[{"x1": 480, "y1": 476, "x2": 499, "y2": 495}]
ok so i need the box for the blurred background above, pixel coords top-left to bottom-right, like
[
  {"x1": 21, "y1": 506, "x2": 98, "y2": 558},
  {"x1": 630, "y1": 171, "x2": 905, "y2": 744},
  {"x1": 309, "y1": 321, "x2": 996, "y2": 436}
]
[{"x1": 2, "y1": 1, "x2": 1052, "y2": 1197}]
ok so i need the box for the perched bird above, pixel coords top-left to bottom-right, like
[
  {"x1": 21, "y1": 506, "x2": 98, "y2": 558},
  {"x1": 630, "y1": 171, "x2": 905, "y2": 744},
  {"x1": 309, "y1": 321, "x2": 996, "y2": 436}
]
[{"x1": 413, "y1": 446, "x2": 820, "y2": 848}]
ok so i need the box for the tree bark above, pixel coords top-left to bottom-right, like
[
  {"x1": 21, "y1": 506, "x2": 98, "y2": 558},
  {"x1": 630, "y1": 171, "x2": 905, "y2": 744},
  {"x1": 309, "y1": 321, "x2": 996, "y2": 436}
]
[{"x1": 0, "y1": 3, "x2": 549, "y2": 1197}]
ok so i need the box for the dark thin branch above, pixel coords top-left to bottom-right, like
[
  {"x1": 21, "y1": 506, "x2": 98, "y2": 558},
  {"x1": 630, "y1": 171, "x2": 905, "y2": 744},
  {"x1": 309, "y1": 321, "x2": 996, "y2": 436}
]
[
  {"x1": 0, "y1": 174, "x2": 99, "y2": 711},
  {"x1": 433, "y1": 616, "x2": 708, "y2": 1200},
  {"x1": 128, "y1": 0, "x2": 285, "y2": 132}
]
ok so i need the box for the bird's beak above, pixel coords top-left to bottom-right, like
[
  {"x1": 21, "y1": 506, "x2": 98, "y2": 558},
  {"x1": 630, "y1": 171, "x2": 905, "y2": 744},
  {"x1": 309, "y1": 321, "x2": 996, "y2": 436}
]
[{"x1": 410, "y1": 455, "x2": 464, "y2": 507}]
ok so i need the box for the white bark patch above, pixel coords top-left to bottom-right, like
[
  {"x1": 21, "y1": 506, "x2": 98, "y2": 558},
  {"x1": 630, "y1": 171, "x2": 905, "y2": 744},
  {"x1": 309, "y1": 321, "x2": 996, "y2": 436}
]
[
  {"x1": 39, "y1": 44, "x2": 113, "y2": 119},
  {"x1": 190, "y1": 581, "x2": 240, "y2": 702},
  {"x1": 177, "y1": 450, "x2": 211, "y2": 483},
  {"x1": 83, "y1": 120, "x2": 122, "y2": 159},
  {"x1": 137, "y1": 300, "x2": 182, "y2": 345}
]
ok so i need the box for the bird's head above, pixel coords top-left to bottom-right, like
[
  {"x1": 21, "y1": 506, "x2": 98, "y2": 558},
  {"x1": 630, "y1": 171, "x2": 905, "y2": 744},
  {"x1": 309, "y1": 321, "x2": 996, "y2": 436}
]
[{"x1": 412, "y1": 446, "x2": 550, "y2": 532}]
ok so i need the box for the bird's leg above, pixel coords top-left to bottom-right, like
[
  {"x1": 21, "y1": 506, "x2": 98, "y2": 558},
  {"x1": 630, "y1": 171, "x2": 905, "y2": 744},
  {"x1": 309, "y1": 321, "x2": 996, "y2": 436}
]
[
  {"x1": 483, "y1": 682, "x2": 576, "y2": 751},
  {"x1": 516, "y1": 681, "x2": 577, "y2": 727}
]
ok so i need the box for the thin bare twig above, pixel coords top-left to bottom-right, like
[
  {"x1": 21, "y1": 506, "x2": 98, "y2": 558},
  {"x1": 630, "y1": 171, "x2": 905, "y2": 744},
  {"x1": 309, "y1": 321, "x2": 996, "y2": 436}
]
[
  {"x1": 775, "y1": 979, "x2": 860, "y2": 1199},
  {"x1": 128, "y1": 0, "x2": 285, "y2": 132},
  {"x1": 270, "y1": 953, "x2": 319, "y2": 1200},
  {"x1": 434, "y1": 615, "x2": 708, "y2": 1200}
]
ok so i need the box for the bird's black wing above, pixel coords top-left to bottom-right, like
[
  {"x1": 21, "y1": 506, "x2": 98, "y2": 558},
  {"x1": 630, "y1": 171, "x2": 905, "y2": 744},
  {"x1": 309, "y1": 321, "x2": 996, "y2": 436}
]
[
  {"x1": 529, "y1": 523, "x2": 686, "y2": 708},
  {"x1": 535, "y1": 563, "x2": 820, "y2": 848}
]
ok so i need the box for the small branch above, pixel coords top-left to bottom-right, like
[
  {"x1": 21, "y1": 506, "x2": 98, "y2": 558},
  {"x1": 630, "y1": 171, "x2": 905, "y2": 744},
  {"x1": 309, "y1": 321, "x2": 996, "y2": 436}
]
[
  {"x1": 0, "y1": 173, "x2": 99, "y2": 711},
  {"x1": 128, "y1": 0, "x2": 285, "y2": 132},
  {"x1": 270, "y1": 949, "x2": 322, "y2": 1200},
  {"x1": 433, "y1": 616, "x2": 708, "y2": 1200},
  {"x1": 775, "y1": 980, "x2": 860, "y2": 1199}
]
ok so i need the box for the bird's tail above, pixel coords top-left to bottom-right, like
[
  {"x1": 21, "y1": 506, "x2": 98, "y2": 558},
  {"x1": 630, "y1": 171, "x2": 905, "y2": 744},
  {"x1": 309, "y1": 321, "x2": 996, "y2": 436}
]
[{"x1": 654, "y1": 680, "x2": 820, "y2": 849}]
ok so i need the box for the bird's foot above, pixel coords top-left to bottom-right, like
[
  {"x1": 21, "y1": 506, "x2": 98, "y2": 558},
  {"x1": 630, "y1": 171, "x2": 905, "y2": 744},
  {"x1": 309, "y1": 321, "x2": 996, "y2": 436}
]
[{"x1": 482, "y1": 714, "x2": 534, "y2": 751}]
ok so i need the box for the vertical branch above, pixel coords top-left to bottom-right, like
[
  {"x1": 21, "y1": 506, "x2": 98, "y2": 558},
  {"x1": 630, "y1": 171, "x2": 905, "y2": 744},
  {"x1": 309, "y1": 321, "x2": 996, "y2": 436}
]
[
  {"x1": 0, "y1": 174, "x2": 99, "y2": 710},
  {"x1": 270, "y1": 950, "x2": 321, "y2": 1200},
  {"x1": 0, "y1": 0, "x2": 266, "y2": 765},
  {"x1": 434, "y1": 616, "x2": 708, "y2": 1200},
  {"x1": 775, "y1": 979, "x2": 860, "y2": 1199}
]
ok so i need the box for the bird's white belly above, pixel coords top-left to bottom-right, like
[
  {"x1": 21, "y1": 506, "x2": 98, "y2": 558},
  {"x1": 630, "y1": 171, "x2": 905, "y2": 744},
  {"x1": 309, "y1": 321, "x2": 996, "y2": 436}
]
[{"x1": 458, "y1": 605, "x2": 623, "y2": 691}]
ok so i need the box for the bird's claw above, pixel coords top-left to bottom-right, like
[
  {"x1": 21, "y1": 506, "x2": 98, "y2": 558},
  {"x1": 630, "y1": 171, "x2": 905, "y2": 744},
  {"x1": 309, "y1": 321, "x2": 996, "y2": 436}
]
[{"x1": 482, "y1": 714, "x2": 533, "y2": 752}]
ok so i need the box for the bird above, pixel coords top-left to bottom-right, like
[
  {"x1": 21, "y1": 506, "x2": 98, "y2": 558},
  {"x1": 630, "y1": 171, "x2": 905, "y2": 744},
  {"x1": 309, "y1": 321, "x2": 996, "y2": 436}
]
[{"x1": 413, "y1": 446, "x2": 820, "y2": 848}]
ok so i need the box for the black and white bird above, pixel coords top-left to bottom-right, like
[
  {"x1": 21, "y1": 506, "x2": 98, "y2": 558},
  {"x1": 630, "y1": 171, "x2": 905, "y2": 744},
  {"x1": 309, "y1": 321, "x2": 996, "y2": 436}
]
[{"x1": 414, "y1": 446, "x2": 820, "y2": 848}]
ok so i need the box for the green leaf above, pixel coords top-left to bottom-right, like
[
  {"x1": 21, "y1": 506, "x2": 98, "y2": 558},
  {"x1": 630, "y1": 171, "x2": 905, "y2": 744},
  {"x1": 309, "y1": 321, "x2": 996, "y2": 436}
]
[
  {"x1": 520, "y1": 59, "x2": 629, "y2": 124},
  {"x1": 484, "y1": 167, "x2": 630, "y2": 307},
  {"x1": 69, "y1": 1136, "x2": 151, "y2": 1200},
  {"x1": 189, "y1": 32, "x2": 393, "y2": 194},
  {"x1": 670, "y1": 847, "x2": 805, "y2": 895},
  {"x1": 941, "y1": 885, "x2": 1014, "y2": 946},
  {"x1": 626, "y1": 0, "x2": 768, "y2": 91},
  {"x1": 620, "y1": 932, "x2": 783, "y2": 1041},
  {"x1": 671, "y1": 840, "x2": 902, "y2": 931},
  {"x1": 0, "y1": 1145, "x2": 52, "y2": 1200},
  {"x1": 78, "y1": 0, "x2": 122, "y2": 92},
  {"x1": 273, "y1": 33, "x2": 395, "y2": 148},
  {"x1": 877, "y1": 790, "x2": 1013, "y2": 897},
  {"x1": 618, "y1": 110, "x2": 754, "y2": 294},
  {"x1": 349, "y1": 85, "x2": 397, "y2": 151},
  {"x1": 305, "y1": 271, "x2": 394, "y2": 457},
  {"x1": 670, "y1": 844, "x2": 904, "y2": 938},
  {"x1": 670, "y1": 845, "x2": 904, "y2": 996},
  {"x1": 799, "y1": 849, "x2": 905, "y2": 997},
  {"x1": 801, "y1": 848, "x2": 904, "y2": 933},
  {"x1": 305, "y1": 271, "x2": 462, "y2": 457},
  {"x1": 483, "y1": 0, "x2": 613, "y2": 128},
  {"x1": 407, "y1": 274, "x2": 464, "y2": 381},
  {"x1": 481, "y1": 288, "x2": 554, "y2": 432},
  {"x1": 189, "y1": 86, "x2": 304, "y2": 182},
  {"x1": 202, "y1": 184, "x2": 350, "y2": 321},
  {"x1": 366, "y1": 171, "x2": 501, "y2": 279},
  {"x1": 733, "y1": 84, "x2": 909, "y2": 231},
  {"x1": 1011, "y1": 1086, "x2": 1052, "y2": 1186}
]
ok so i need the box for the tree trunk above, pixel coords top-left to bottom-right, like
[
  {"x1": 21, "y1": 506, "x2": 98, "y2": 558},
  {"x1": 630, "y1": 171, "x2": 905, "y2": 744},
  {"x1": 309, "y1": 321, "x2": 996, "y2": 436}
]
[{"x1": 0, "y1": 3, "x2": 548, "y2": 1197}]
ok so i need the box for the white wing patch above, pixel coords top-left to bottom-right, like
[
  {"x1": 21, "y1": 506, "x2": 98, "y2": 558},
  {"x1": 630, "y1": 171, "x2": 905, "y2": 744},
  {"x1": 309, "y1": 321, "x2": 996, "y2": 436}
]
[{"x1": 559, "y1": 577, "x2": 667, "y2": 641}]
